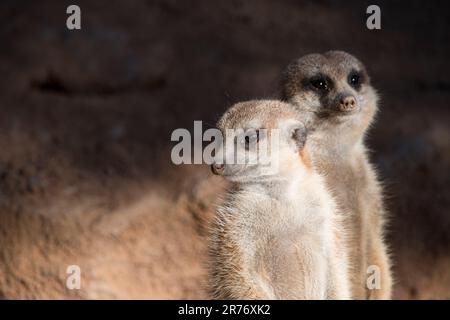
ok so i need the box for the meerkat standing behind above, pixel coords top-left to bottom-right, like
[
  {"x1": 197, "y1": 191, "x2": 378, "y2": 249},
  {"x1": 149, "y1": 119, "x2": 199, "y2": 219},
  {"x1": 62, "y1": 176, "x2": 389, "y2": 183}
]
[
  {"x1": 281, "y1": 51, "x2": 392, "y2": 299},
  {"x1": 208, "y1": 100, "x2": 351, "y2": 300}
]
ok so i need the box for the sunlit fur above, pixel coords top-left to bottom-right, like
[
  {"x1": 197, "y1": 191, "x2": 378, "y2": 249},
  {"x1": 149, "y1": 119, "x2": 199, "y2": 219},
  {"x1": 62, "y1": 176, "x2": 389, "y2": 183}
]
[
  {"x1": 209, "y1": 100, "x2": 351, "y2": 299},
  {"x1": 281, "y1": 51, "x2": 392, "y2": 299}
]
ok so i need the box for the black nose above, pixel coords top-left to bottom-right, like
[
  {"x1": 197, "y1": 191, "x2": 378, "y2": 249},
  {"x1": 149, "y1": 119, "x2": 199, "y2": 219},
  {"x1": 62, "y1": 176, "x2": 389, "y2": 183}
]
[
  {"x1": 211, "y1": 163, "x2": 225, "y2": 175},
  {"x1": 339, "y1": 95, "x2": 357, "y2": 112}
]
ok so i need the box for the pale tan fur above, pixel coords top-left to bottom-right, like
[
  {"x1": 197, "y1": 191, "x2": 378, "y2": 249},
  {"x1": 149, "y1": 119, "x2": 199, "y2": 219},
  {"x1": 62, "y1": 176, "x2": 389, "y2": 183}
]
[
  {"x1": 209, "y1": 100, "x2": 351, "y2": 300},
  {"x1": 281, "y1": 51, "x2": 392, "y2": 299}
]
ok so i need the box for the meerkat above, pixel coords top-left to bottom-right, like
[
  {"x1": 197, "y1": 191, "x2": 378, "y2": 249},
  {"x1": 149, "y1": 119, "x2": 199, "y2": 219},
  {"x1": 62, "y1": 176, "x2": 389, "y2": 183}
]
[
  {"x1": 208, "y1": 100, "x2": 351, "y2": 300},
  {"x1": 280, "y1": 51, "x2": 392, "y2": 299}
]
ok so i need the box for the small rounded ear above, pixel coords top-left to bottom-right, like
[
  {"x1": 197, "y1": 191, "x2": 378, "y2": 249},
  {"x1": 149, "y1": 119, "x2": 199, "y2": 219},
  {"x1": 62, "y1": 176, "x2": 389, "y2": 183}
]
[{"x1": 291, "y1": 126, "x2": 307, "y2": 150}]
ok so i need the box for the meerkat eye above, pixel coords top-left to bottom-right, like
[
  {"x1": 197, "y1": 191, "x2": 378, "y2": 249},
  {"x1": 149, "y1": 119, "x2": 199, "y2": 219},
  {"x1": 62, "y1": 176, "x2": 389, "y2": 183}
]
[
  {"x1": 348, "y1": 71, "x2": 362, "y2": 89},
  {"x1": 310, "y1": 77, "x2": 329, "y2": 91},
  {"x1": 241, "y1": 130, "x2": 259, "y2": 150}
]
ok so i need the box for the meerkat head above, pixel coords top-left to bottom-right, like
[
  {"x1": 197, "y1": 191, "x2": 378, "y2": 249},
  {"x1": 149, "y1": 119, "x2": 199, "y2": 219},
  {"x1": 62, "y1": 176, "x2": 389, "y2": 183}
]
[
  {"x1": 211, "y1": 100, "x2": 310, "y2": 184},
  {"x1": 281, "y1": 51, "x2": 378, "y2": 129}
]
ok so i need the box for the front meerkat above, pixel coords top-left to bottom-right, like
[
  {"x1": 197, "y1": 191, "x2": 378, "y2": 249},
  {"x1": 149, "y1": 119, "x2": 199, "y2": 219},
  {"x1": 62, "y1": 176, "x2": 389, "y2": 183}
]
[
  {"x1": 208, "y1": 100, "x2": 350, "y2": 300},
  {"x1": 281, "y1": 51, "x2": 392, "y2": 299}
]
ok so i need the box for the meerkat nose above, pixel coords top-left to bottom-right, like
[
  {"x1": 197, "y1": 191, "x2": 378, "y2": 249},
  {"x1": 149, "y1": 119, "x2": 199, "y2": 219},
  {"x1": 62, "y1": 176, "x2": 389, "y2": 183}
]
[
  {"x1": 211, "y1": 163, "x2": 225, "y2": 175},
  {"x1": 339, "y1": 95, "x2": 357, "y2": 111}
]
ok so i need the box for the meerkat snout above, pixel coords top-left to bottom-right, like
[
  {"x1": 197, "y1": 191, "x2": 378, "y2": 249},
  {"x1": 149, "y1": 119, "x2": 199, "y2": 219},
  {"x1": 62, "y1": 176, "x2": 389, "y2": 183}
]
[
  {"x1": 211, "y1": 163, "x2": 225, "y2": 175},
  {"x1": 339, "y1": 94, "x2": 357, "y2": 112}
]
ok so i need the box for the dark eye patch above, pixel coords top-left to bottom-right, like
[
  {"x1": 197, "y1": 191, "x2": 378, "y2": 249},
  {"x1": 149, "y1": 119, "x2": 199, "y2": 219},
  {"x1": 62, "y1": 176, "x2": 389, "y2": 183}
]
[
  {"x1": 303, "y1": 74, "x2": 333, "y2": 93},
  {"x1": 240, "y1": 129, "x2": 260, "y2": 150},
  {"x1": 348, "y1": 70, "x2": 364, "y2": 90}
]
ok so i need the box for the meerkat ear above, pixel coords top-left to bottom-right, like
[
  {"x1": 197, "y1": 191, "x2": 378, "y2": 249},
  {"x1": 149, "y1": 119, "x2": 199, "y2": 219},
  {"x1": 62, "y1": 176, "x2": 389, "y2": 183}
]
[{"x1": 291, "y1": 126, "x2": 308, "y2": 150}]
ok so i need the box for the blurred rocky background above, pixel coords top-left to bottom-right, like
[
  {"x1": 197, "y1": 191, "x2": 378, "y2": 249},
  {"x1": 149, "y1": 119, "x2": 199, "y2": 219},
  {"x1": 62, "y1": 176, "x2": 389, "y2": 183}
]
[{"x1": 0, "y1": 0, "x2": 448, "y2": 299}]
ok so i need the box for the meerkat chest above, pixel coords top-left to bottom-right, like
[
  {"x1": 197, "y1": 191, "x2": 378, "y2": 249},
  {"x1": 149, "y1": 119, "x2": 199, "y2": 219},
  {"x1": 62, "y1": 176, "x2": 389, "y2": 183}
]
[
  {"x1": 246, "y1": 200, "x2": 332, "y2": 259},
  {"x1": 248, "y1": 196, "x2": 328, "y2": 234},
  {"x1": 248, "y1": 204, "x2": 330, "y2": 299},
  {"x1": 313, "y1": 151, "x2": 371, "y2": 211}
]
